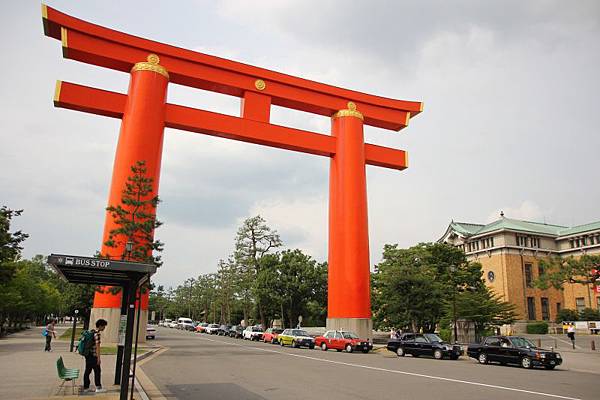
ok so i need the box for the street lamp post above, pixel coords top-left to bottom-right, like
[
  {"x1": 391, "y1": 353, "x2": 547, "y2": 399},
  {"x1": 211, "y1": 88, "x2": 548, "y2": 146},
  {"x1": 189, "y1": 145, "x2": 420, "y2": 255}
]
[
  {"x1": 69, "y1": 309, "x2": 79, "y2": 352},
  {"x1": 450, "y1": 266, "x2": 458, "y2": 343}
]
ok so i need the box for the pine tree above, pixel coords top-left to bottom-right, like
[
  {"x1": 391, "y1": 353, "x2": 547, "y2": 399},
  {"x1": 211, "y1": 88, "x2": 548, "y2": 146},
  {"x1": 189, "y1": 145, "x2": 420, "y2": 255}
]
[{"x1": 103, "y1": 160, "x2": 163, "y2": 266}]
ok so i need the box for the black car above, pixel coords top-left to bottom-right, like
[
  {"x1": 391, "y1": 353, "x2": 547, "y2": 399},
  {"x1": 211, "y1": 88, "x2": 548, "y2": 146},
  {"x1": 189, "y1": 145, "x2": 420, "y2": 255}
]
[
  {"x1": 217, "y1": 324, "x2": 232, "y2": 336},
  {"x1": 229, "y1": 325, "x2": 244, "y2": 339},
  {"x1": 387, "y1": 333, "x2": 461, "y2": 360},
  {"x1": 467, "y1": 336, "x2": 562, "y2": 369}
]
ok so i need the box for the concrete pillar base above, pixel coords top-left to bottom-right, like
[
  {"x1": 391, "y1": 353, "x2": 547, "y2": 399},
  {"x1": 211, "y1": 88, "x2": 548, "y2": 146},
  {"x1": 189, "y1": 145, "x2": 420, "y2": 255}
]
[
  {"x1": 327, "y1": 318, "x2": 373, "y2": 341},
  {"x1": 90, "y1": 307, "x2": 148, "y2": 344}
]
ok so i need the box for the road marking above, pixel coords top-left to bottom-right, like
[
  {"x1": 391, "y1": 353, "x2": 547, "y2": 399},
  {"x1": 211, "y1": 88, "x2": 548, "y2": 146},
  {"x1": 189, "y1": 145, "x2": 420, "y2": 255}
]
[{"x1": 196, "y1": 335, "x2": 581, "y2": 400}]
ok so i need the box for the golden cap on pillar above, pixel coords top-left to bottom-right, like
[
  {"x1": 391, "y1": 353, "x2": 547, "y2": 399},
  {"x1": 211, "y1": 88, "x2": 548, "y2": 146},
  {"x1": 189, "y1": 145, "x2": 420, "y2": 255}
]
[
  {"x1": 333, "y1": 101, "x2": 364, "y2": 120},
  {"x1": 131, "y1": 54, "x2": 169, "y2": 79}
]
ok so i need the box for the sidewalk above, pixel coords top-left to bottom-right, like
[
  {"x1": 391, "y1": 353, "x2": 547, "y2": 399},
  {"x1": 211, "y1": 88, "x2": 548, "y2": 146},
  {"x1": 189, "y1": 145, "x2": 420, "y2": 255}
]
[{"x1": 0, "y1": 324, "x2": 132, "y2": 399}]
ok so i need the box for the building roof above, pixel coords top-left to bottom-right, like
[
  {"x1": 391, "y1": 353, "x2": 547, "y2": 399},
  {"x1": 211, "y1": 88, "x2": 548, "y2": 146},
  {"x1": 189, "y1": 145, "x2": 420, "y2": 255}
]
[{"x1": 443, "y1": 217, "x2": 600, "y2": 240}]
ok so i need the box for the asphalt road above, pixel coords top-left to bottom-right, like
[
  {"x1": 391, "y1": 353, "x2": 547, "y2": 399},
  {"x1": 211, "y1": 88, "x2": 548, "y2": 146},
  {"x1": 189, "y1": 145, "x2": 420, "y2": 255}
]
[{"x1": 141, "y1": 327, "x2": 598, "y2": 400}]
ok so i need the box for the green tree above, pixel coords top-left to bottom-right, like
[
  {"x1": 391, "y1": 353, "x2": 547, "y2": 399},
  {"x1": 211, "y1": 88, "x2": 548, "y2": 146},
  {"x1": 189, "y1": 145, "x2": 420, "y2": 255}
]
[
  {"x1": 373, "y1": 242, "x2": 488, "y2": 333},
  {"x1": 441, "y1": 288, "x2": 517, "y2": 341},
  {"x1": 535, "y1": 255, "x2": 600, "y2": 289},
  {"x1": 234, "y1": 215, "x2": 282, "y2": 326},
  {"x1": 103, "y1": 160, "x2": 163, "y2": 266},
  {"x1": 579, "y1": 307, "x2": 600, "y2": 321},
  {"x1": 556, "y1": 308, "x2": 579, "y2": 322}
]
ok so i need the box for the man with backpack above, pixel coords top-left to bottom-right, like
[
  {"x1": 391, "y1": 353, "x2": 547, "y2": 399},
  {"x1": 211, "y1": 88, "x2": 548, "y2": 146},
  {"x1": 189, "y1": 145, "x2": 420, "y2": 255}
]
[
  {"x1": 43, "y1": 319, "x2": 56, "y2": 352},
  {"x1": 80, "y1": 319, "x2": 108, "y2": 393}
]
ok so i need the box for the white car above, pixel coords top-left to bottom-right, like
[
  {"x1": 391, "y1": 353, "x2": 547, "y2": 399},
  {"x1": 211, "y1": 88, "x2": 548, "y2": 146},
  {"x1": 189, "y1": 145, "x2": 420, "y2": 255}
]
[
  {"x1": 177, "y1": 317, "x2": 195, "y2": 331},
  {"x1": 205, "y1": 324, "x2": 220, "y2": 334},
  {"x1": 162, "y1": 319, "x2": 172, "y2": 327},
  {"x1": 243, "y1": 326, "x2": 264, "y2": 341},
  {"x1": 146, "y1": 325, "x2": 156, "y2": 339},
  {"x1": 168, "y1": 321, "x2": 179, "y2": 328}
]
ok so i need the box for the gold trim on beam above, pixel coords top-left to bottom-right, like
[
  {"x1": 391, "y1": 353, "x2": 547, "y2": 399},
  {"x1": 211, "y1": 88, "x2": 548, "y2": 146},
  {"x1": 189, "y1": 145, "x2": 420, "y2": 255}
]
[
  {"x1": 420, "y1": 102, "x2": 424, "y2": 112},
  {"x1": 131, "y1": 54, "x2": 169, "y2": 80},
  {"x1": 60, "y1": 27, "x2": 68, "y2": 48},
  {"x1": 41, "y1": 4, "x2": 48, "y2": 19},
  {"x1": 332, "y1": 101, "x2": 364, "y2": 120},
  {"x1": 53, "y1": 80, "x2": 62, "y2": 105},
  {"x1": 405, "y1": 151, "x2": 409, "y2": 168},
  {"x1": 405, "y1": 111, "x2": 410, "y2": 126}
]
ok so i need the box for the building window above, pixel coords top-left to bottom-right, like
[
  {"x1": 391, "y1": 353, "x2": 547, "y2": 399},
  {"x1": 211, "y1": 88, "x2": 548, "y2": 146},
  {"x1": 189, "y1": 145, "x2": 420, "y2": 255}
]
[
  {"x1": 541, "y1": 298, "x2": 549, "y2": 321},
  {"x1": 576, "y1": 297, "x2": 586, "y2": 314},
  {"x1": 557, "y1": 302, "x2": 561, "y2": 316},
  {"x1": 531, "y1": 237, "x2": 540, "y2": 248},
  {"x1": 538, "y1": 264, "x2": 545, "y2": 277},
  {"x1": 517, "y1": 235, "x2": 527, "y2": 247},
  {"x1": 525, "y1": 263, "x2": 533, "y2": 288},
  {"x1": 570, "y1": 240, "x2": 575, "y2": 248},
  {"x1": 527, "y1": 297, "x2": 536, "y2": 320},
  {"x1": 490, "y1": 237, "x2": 494, "y2": 247}
]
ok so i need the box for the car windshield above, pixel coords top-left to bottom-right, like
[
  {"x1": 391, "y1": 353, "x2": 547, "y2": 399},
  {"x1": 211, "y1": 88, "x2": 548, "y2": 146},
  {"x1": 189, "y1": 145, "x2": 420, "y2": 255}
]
[
  {"x1": 252, "y1": 327, "x2": 263, "y2": 332},
  {"x1": 292, "y1": 330, "x2": 309, "y2": 336},
  {"x1": 510, "y1": 337, "x2": 535, "y2": 348},
  {"x1": 423, "y1": 334, "x2": 443, "y2": 343},
  {"x1": 342, "y1": 332, "x2": 359, "y2": 339}
]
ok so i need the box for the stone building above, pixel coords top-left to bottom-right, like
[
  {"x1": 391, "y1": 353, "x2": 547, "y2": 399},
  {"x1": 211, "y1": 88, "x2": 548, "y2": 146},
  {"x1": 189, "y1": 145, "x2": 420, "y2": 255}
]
[{"x1": 439, "y1": 213, "x2": 600, "y2": 321}]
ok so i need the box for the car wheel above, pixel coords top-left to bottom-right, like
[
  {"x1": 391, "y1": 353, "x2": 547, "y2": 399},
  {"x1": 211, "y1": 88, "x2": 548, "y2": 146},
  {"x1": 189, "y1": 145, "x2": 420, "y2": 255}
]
[
  {"x1": 521, "y1": 357, "x2": 532, "y2": 369},
  {"x1": 336, "y1": 349, "x2": 342, "y2": 352},
  {"x1": 292, "y1": 340, "x2": 298, "y2": 348},
  {"x1": 309, "y1": 344, "x2": 315, "y2": 350},
  {"x1": 545, "y1": 365, "x2": 556, "y2": 370},
  {"x1": 478, "y1": 353, "x2": 488, "y2": 364},
  {"x1": 362, "y1": 349, "x2": 369, "y2": 354},
  {"x1": 434, "y1": 349, "x2": 443, "y2": 360},
  {"x1": 345, "y1": 344, "x2": 353, "y2": 353},
  {"x1": 271, "y1": 338, "x2": 276, "y2": 344},
  {"x1": 321, "y1": 343, "x2": 328, "y2": 351},
  {"x1": 280, "y1": 339, "x2": 285, "y2": 347},
  {"x1": 450, "y1": 355, "x2": 459, "y2": 360},
  {"x1": 396, "y1": 347, "x2": 405, "y2": 357}
]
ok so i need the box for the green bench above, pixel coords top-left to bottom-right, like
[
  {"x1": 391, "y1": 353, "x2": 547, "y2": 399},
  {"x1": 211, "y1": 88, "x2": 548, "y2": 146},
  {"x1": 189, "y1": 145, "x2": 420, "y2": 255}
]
[{"x1": 56, "y1": 356, "x2": 80, "y2": 395}]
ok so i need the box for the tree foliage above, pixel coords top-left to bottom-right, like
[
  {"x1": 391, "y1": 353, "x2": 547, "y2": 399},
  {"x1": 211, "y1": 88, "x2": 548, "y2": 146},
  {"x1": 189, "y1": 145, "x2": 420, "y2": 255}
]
[
  {"x1": 104, "y1": 160, "x2": 163, "y2": 266},
  {"x1": 372, "y1": 242, "x2": 516, "y2": 337},
  {"x1": 535, "y1": 255, "x2": 600, "y2": 289},
  {"x1": 149, "y1": 216, "x2": 326, "y2": 328}
]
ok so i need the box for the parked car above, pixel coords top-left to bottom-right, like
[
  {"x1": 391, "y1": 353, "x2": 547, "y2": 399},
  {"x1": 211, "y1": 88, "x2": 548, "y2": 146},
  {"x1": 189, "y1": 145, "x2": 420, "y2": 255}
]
[
  {"x1": 161, "y1": 319, "x2": 172, "y2": 327},
  {"x1": 263, "y1": 328, "x2": 284, "y2": 344},
  {"x1": 243, "y1": 326, "x2": 264, "y2": 341},
  {"x1": 195, "y1": 322, "x2": 209, "y2": 333},
  {"x1": 278, "y1": 329, "x2": 315, "y2": 349},
  {"x1": 229, "y1": 325, "x2": 244, "y2": 338},
  {"x1": 387, "y1": 333, "x2": 461, "y2": 360},
  {"x1": 168, "y1": 321, "x2": 179, "y2": 329},
  {"x1": 205, "y1": 324, "x2": 221, "y2": 335},
  {"x1": 146, "y1": 325, "x2": 156, "y2": 340},
  {"x1": 217, "y1": 325, "x2": 232, "y2": 336},
  {"x1": 315, "y1": 330, "x2": 372, "y2": 353},
  {"x1": 177, "y1": 317, "x2": 195, "y2": 331},
  {"x1": 467, "y1": 336, "x2": 562, "y2": 369}
]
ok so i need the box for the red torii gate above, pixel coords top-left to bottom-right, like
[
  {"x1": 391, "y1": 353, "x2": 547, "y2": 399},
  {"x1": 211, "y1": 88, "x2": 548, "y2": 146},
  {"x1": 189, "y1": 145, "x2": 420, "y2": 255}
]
[{"x1": 42, "y1": 5, "x2": 422, "y2": 340}]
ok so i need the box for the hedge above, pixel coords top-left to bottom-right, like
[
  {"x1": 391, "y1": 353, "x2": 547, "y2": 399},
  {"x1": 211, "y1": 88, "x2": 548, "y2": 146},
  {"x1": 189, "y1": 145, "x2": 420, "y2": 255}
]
[{"x1": 526, "y1": 321, "x2": 549, "y2": 334}]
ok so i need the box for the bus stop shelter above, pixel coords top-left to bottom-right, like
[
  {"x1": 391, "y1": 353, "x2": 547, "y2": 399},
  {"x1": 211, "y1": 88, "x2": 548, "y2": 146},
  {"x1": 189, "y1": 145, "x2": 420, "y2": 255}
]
[{"x1": 47, "y1": 254, "x2": 156, "y2": 400}]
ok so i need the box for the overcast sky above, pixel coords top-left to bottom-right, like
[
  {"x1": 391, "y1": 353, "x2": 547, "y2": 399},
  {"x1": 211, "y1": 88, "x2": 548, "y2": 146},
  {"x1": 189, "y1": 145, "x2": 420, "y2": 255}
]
[{"x1": 1, "y1": 1, "x2": 599, "y2": 289}]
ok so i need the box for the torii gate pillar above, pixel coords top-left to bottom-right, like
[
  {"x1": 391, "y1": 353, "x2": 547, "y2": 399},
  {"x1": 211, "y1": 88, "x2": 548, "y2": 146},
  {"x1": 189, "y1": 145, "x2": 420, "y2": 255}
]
[
  {"x1": 90, "y1": 56, "x2": 169, "y2": 343},
  {"x1": 327, "y1": 105, "x2": 372, "y2": 339}
]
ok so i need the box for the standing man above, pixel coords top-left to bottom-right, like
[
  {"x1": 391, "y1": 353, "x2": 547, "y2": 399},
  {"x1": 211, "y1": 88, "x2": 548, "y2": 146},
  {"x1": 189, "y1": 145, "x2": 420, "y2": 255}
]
[
  {"x1": 83, "y1": 319, "x2": 108, "y2": 393},
  {"x1": 567, "y1": 323, "x2": 576, "y2": 349},
  {"x1": 44, "y1": 319, "x2": 56, "y2": 352}
]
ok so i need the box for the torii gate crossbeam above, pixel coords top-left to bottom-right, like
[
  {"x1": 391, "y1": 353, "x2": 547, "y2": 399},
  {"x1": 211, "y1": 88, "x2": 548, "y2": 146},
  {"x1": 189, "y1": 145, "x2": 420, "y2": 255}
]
[{"x1": 42, "y1": 5, "x2": 422, "y2": 341}]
